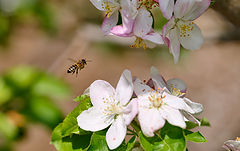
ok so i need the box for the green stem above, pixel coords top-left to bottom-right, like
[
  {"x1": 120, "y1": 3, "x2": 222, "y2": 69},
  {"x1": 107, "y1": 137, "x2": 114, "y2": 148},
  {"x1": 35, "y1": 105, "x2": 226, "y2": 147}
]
[{"x1": 130, "y1": 120, "x2": 141, "y2": 135}]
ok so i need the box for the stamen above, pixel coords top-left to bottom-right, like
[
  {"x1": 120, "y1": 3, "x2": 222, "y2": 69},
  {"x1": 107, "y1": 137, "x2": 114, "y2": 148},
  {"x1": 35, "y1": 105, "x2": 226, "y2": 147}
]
[
  {"x1": 236, "y1": 137, "x2": 240, "y2": 141},
  {"x1": 101, "y1": 2, "x2": 116, "y2": 18},
  {"x1": 138, "y1": 0, "x2": 159, "y2": 10},
  {"x1": 178, "y1": 22, "x2": 194, "y2": 38},
  {"x1": 130, "y1": 37, "x2": 147, "y2": 49},
  {"x1": 147, "y1": 91, "x2": 166, "y2": 109}
]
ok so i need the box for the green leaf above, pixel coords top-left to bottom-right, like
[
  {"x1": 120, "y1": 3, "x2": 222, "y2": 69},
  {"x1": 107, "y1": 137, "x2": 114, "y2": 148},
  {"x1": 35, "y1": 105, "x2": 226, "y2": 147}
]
[
  {"x1": 88, "y1": 131, "x2": 109, "y2": 151},
  {"x1": 125, "y1": 136, "x2": 137, "y2": 151},
  {"x1": 74, "y1": 95, "x2": 90, "y2": 102},
  {"x1": 28, "y1": 96, "x2": 63, "y2": 129},
  {"x1": 184, "y1": 131, "x2": 207, "y2": 143},
  {"x1": 200, "y1": 118, "x2": 210, "y2": 127},
  {"x1": 185, "y1": 121, "x2": 198, "y2": 130},
  {"x1": 51, "y1": 95, "x2": 92, "y2": 143},
  {"x1": 5, "y1": 66, "x2": 39, "y2": 89},
  {"x1": 52, "y1": 123, "x2": 92, "y2": 151},
  {"x1": 139, "y1": 122, "x2": 186, "y2": 151},
  {"x1": 0, "y1": 112, "x2": 18, "y2": 140},
  {"x1": 0, "y1": 77, "x2": 12, "y2": 105},
  {"x1": 32, "y1": 74, "x2": 70, "y2": 100}
]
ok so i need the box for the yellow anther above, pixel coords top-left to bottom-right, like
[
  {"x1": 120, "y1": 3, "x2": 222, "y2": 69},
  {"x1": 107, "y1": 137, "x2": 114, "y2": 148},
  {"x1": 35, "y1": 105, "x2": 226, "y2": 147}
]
[
  {"x1": 102, "y1": 2, "x2": 116, "y2": 18},
  {"x1": 236, "y1": 137, "x2": 240, "y2": 141},
  {"x1": 130, "y1": 37, "x2": 147, "y2": 49}
]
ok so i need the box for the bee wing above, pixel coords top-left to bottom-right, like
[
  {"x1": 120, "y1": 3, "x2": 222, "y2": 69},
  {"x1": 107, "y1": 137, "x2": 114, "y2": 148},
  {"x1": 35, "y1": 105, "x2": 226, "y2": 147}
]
[{"x1": 68, "y1": 58, "x2": 77, "y2": 63}]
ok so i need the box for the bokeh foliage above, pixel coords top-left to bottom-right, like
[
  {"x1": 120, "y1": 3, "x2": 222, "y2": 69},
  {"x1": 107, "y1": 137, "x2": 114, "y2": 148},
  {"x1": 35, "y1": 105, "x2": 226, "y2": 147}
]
[
  {"x1": 0, "y1": 0, "x2": 57, "y2": 45},
  {"x1": 0, "y1": 66, "x2": 70, "y2": 151}
]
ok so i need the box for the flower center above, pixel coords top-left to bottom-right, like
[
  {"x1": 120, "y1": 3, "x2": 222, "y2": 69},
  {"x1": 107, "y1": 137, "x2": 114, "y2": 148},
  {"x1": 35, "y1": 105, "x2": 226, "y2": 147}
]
[
  {"x1": 148, "y1": 91, "x2": 166, "y2": 109},
  {"x1": 138, "y1": 0, "x2": 159, "y2": 10},
  {"x1": 177, "y1": 21, "x2": 194, "y2": 38},
  {"x1": 130, "y1": 37, "x2": 147, "y2": 49},
  {"x1": 102, "y1": 97, "x2": 123, "y2": 116},
  {"x1": 171, "y1": 87, "x2": 185, "y2": 97},
  {"x1": 236, "y1": 137, "x2": 240, "y2": 141},
  {"x1": 101, "y1": 2, "x2": 117, "y2": 18}
]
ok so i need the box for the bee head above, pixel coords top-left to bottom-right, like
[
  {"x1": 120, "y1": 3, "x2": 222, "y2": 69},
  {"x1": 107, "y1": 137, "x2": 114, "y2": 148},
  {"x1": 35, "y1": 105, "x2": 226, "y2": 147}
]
[{"x1": 82, "y1": 59, "x2": 87, "y2": 65}]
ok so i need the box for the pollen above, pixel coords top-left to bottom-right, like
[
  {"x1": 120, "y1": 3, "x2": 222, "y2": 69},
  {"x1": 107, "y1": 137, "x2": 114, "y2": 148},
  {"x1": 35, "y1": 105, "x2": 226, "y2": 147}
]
[
  {"x1": 179, "y1": 22, "x2": 194, "y2": 38},
  {"x1": 138, "y1": 0, "x2": 159, "y2": 10},
  {"x1": 101, "y1": 2, "x2": 116, "y2": 18},
  {"x1": 236, "y1": 137, "x2": 240, "y2": 141},
  {"x1": 148, "y1": 91, "x2": 166, "y2": 109},
  {"x1": 171, "y1": 87, "x2": 185, "y2": 97},
  {"x1": 130, "y1": 37, "x2": 147, "y2": 49}
]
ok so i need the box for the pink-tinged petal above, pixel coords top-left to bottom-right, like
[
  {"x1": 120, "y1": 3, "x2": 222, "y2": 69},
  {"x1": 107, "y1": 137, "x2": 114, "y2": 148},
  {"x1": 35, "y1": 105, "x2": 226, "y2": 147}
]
[
  {"x1": 169, "y1": 27, "x2": 181, "y2": 64},
  {"x1": 163, "y1": 92, "x2": 194, "y2": 114},
  {"x1": 138, "y1": 107, "x2": 165, "y2": 137},
  {"x1": 133, "y1": 7, "x2": 153, "y2": 38},
  {"x1": 161, "y1": 105, "x2": 186, "y2": 129},
  {"x1": 182, "y1": 0, "x2": 211, "y2": 20},
  {"x1": 110, "y1": 12, "x2": 135, "y2": 37},
  {"x1": 142, "y1": 31, "x2": 164, "y2": 44},
  {"x1": 150, "y1": 66, "x2": 167, "y2": 90},
  {"x1": 181, "y1": 110, "x2": 200, "y2": 125},
  {"x1": 116, "y1": 70, "x2": 133, "y2": 105},
  {"x1": 162, "y1": 17, "x2": 175, "y2": 38},
  {"x1": 183, "y1": 98, "x2": 203, "y2": 114},
  {"x1": 106, "y1": 116, "x2": 126, "y2": 150},
  {"x1": 77, "y1": 107, "x2": 113, "y2": 132},
  {"x1": 133, "y1": 78, "x2": 152, "y2": 96},
  {"x1": 122, "y1": 98, "x2": 138, "y2": 125},
  {"x1": 167, "y1": 78, "x2": 187, "y2": 94},
  {"x1": 110, "y1": 0, "x2": 137, "y2": 37},
  {"x1": 158, "y1": 0, "x2": 174, "y2": 19},
  {"x1": 90, "y1": 80, "x2": 115, "y2": 108},
  {"x1": 174, "y1": 0, "x2": 196, "y2": 19},
  {"x1": 223, "y1": 140, "x2": 240, "y2": 151},
  {"x1": 101, "y1": 11, "x2": 119, "y2": 35},
  {"x1": 177, "y1": 21, "x2": 203, "y2": 50}
]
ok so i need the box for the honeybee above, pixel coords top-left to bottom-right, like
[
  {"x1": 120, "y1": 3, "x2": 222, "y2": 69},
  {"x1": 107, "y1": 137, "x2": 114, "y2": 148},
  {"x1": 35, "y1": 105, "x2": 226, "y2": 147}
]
[{"x1": 67, "y1": 58, "x2": 90, "y2": 75}]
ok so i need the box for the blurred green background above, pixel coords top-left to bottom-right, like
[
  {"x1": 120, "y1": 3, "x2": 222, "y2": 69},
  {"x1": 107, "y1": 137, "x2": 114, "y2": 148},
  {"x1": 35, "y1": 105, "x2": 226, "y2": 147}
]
[{"x1": 0, "y1": 0, "x2": 239, "y2": 151}]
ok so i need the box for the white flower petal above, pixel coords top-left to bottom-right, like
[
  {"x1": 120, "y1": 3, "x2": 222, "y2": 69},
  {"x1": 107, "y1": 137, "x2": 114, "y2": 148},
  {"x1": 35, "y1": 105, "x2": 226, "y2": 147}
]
[
  {"x1": 162, "y1": 105, "x2": 186, "y2": 129},
  {"x1": 182, "y1": 0, "x2": 211, "y2": 20},
  {"x1": 223, "y1": 140, "x2": 240, "y2": 151},
  {"x1": 120, "y1": 0, "x2": 138, "y2": 19},
  {"x1": 181, "y1": 110, "x2": 200, "y2": 125},
  {"x1": 133, "y1": 78, "x2": 152, "y2": 96},
  {"x1": 116, "y1": 70, "x2": 133, "y2": 105},
  {"x1": 174, "y1": 0, "x2": 196, "y2": 19},
  {"x1": 158, "y1": 0, "x2": 174, "y2": 19},
  {"x1": 166, "y1": 78, "x2": 187, "y2": 93},
  {"x1": 122, "y1": 98, "x2": 138, "y2": 125},
  {"x1": 150, "y1": 66, "x2": 167, "y2": 89},
  {"x1": 101, "y1": 11, "x2": 119, "y2": 35},
  {"x1": 133, "y1": 7, "x2": 153, "y2": 38},
  {"x1": 163, "y1": 92, "x2": 194, "y2": 114},
  {"x1": 177, "y1": 21, "x2": 203, "y2": 50},
  {"x1": 183, "y1": 98, "x2": 203, "y2": 114},
  {"x1": 77, "y1": 107, "x2": 113, "y2": 132},
  {"x1": 138, "y1": 108, "x2": 165, "y2": 137},
  {"x1": 169, "y1": 27, "x2": 181, "y2": 64},
  {"x1": 90, "y1": 0, "x2": 105, "y2": 11},
  {"x1": 106, "y1": 116, "x2": 126, "y2": 150},
  {"x1": 90, "y1": 80, "x2": 115, "y2": 108},
  {"x1": 142, "y1": 31, "x2": 164, "y2": 44}
]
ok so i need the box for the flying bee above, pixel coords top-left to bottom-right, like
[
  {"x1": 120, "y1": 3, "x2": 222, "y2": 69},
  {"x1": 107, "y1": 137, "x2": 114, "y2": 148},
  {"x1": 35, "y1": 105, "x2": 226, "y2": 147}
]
[{"x1": 67, "y1": 58, "x2": 91, "y2": 76}]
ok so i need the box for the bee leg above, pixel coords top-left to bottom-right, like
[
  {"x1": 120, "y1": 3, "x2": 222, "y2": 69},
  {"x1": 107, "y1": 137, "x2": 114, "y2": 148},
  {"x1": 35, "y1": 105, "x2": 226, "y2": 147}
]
[{"x1": 76, "y1": 68, "x2": 79, "y2": 77}]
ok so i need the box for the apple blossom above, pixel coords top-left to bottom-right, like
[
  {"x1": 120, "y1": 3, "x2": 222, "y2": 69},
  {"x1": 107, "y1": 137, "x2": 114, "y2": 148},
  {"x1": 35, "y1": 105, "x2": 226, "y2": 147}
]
[
  {"x1": 111, "y1": 5, "x2": 163, "y2": 49},
  {"x1": 223, "y1": 137, "x2": 240, "y2": 151},
  {"x1": 77, "y1": 70, "x2": 138, "y2": 150},
  {"x1": 160, "y1": 0, "x2": 211, "y2": 63},
  {"x1": 133, "y1": 77, "x2": 194, "y2": 137},
  {"x1": 89, "y1": 0, "x2": 121, "y2": 35},
  {"x1": 150, "y1": 66, "x2": 203, "y2": 125}
]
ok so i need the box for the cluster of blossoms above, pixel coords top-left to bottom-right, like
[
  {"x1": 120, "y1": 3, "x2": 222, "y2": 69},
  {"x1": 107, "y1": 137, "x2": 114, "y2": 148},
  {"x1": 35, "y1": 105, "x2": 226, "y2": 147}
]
[
  {"x1": 223, "y1": 137, "x2": 240, "y2": 151},
  {"x1": 90, "y1": 0, "x2": 211, "y2": 63},
  {"x1": 77, "y1": 67, "x2": 203, "y2": 150}
]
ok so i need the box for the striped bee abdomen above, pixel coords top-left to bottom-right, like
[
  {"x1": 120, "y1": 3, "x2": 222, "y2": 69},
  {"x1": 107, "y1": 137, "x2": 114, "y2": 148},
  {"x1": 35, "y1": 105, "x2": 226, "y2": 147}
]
[{"x1": 67, "y1": 64, "x2": 78, "y2": 73}]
